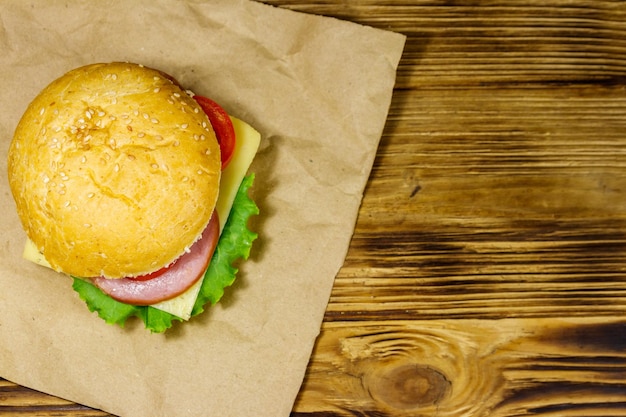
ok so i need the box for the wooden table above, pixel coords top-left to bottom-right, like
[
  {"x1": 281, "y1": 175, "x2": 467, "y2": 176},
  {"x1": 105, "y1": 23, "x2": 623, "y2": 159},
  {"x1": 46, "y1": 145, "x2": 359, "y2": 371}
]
[{"x1": 3, "y1": 1, "x2": 626, "y2": 415}]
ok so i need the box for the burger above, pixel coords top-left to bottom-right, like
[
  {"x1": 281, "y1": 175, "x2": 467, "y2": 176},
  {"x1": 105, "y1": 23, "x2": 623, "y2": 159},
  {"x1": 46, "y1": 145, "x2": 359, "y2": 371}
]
[{"x1": 7, "y1": 62, "x2": 261, "y2": 332}]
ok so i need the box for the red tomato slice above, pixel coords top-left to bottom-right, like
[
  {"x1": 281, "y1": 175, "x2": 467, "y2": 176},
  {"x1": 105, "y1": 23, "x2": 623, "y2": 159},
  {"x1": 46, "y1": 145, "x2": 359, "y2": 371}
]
[
  {"x1": 194, "y1": 95, "x2": 236, "y2": 170},
  {"x1": 131, "y1": 264, "x2": 173, "y2": 281},
  {"x1": 93, "y1": 212, "x2": 220, "y2": 305}
]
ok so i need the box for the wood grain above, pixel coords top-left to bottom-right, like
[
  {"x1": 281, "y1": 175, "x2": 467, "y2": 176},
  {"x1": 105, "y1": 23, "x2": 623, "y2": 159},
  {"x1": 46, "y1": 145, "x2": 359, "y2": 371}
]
[
  {"x1": 3, "y1": 0, "x2": 626, "y2": 416},
  {"x1": 293, "y1": 318, "x2": 626, "y2": 416}
]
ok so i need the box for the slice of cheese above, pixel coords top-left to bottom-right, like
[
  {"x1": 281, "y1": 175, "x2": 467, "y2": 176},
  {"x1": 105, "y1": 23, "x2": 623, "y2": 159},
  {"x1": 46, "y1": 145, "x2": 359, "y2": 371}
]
[
  {"x1": 151, "y1": 116, "x2": 260, "y2": 319},
  {"x1": 23, "y1": 238, "x2": 52, "y2": 268},
  {"x1": 23, "y1": 116, "x2": 261, "y2": 321}
]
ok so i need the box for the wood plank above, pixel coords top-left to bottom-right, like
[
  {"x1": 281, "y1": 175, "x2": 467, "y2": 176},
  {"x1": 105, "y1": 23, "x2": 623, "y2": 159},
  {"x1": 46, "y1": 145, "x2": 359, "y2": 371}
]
[
  {"x1": 292, "y1": 318, "x2": 626, "y2": 416},
  {"x1": 363, "y1": 88, "x2": 626, "y2": 226},
  {"x1": 0, "y1": 378, "x2": 111, "y2": 416}
]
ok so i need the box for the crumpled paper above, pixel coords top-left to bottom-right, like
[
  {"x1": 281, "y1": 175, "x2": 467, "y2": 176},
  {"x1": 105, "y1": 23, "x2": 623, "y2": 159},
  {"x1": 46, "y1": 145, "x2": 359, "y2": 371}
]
[{"x1": 0, "y1": 1, "x2": 405, "y2": 416}]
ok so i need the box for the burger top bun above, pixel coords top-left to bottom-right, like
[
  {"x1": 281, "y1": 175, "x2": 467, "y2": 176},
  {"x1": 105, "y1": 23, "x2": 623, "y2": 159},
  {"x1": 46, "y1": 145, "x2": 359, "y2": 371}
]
[{"x1": 7, "y1": 62, "x2": 221, "y2": 279}]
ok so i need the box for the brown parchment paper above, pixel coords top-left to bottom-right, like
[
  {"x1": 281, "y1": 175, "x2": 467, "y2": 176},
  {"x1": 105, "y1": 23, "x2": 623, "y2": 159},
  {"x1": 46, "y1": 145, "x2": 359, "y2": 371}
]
[{"x1": 0, "y1": 1, "x2": 405, "y2": 416}]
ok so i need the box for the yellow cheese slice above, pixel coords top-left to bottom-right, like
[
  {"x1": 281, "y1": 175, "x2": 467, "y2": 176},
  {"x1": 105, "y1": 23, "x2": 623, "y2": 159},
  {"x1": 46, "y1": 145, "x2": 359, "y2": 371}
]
[
  {"x1": 23, "y1": 116, "x2": 261, "y2": 320},
  {"x1": 23, "y1": 238, "x2": 52, "y2": 268},
  {"x1": 151, "y1": 116, "x2": 260, "y2": 319}
]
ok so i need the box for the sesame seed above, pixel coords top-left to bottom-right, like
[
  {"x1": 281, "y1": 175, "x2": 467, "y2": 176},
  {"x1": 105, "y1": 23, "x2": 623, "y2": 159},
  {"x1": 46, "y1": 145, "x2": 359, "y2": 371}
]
[
  {"x1": 84, "y1": 135, "x2": 92, "y2": 142},
  {"x1": 182, "y1": 176, "x2": 189, "y2": 182},
  {"x1": 151, "y1": 118, "x2": 159, "y2": 124},
  {"x1": 111, "y1": 74, "x2": 117, "y2": 80},
  {"x1": 78, "y1": 118, "x2": 85, "y2": 124},
  {"x1": 155, "y1": 135, "x2": 163, "y2": 141},
  {"x1": 194, "y1": 108, "x2": 199, "y2": 113},
  {"x1": 84, "y1": 223, "x2": 92, "y2": 228},
  {"x1": 153, "y1": 76, "x2": 159, "y2": 81},
  {"x1": 112, "y1": 98, "x2": 117, "y2": 104},
  {"x1": 54, "y1": 126, "x2": 62, "y2": 132},
  {"x1": 85, "y1": 110, "x2": 92, "y2": 119},
  {"x1": 87, "y1": 193, "x2": 95, "y2": 198},
  {"x1": 133, "y1": 110, "x2": 139, "y2": 116},
  {"x1": 154, "y1": 87, "x2": 160, "y2": 93},
  {"x1": 109, "y1": 115, "x2": 117, "y2": 120},
  {"x1": 197, "y1": 169, "x2": 203, "y2": 175},
  {"x1": 200, "y1": 134, "x2": 206, "y2": 141},
  {"x1": 194, "y1": 134, "x2": 199, "y2": 141},
  {"x1": 205, "y1": 149, "x2": 211, "y2": 155},
  {"x1": 58, "y1": 189, "x2": 66, "y2": 195},
  {"x1": 43, "y1": 176, "x2": 50, "y2": 184},
  {"x1": 64, "y1": 201, "x2": 70, "y2": 207},
  {"x1": 127, "y1": 154, "x2": 136, "y2": 161},
  {"x1": 137, "y1": 132, "x2": 145, "y2": 138},
  {"x1": 151, "y1": 163, "x2": 159, "y2": 169},
  {"x1": 114, "y1": 163, "x2": 120, "y2": 172},
  {"x1": 173, "y1": 140, "x2": 180, "y2": 147},
  {"x1": 39, "y1": 108, "x2": 45, "y2": 116},
  {"x1": 202, "y1": 121, "x2": 207, "y2": 128},
  {"x1": 98, "y1": 111, "x2": 106, "y2": 117},
  {"x1": 181, "y1": 123, "x2": 189, "y2": 129},
  {"x1": 143, "y1": 113, "x2": 149, "y2": 119},
  {"x1": 81, "y1": 156, "x2": 87, "y2": 163},
  {"x1": 173, "y1": 92, "x2": 181, "y2": 98}
]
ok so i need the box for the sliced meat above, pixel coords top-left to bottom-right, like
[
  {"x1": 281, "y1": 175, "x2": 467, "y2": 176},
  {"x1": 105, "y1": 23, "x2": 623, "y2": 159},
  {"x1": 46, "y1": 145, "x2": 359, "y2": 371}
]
[{"x1": 93, "y1": 212, "x2": 220, "y2": 305}]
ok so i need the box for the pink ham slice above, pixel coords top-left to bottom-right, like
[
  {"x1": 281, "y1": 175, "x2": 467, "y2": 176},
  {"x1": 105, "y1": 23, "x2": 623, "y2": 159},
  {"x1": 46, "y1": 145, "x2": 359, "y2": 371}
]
[{"x1": 93, "y1": 212, "x2": 220, "y2": 306}]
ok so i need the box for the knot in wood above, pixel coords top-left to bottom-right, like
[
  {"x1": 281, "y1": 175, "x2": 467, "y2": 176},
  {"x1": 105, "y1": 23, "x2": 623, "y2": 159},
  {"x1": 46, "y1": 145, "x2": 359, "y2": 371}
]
[{"x1": 367, "y1": 363, "x2": 450, "y2": 410}]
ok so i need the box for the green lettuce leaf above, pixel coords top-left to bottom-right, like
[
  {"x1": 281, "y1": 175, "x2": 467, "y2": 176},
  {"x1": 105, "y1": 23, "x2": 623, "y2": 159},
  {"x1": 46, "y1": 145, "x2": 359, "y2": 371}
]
[{"x1": 71, "y1": 174, "x2": 259, "y2": 333}]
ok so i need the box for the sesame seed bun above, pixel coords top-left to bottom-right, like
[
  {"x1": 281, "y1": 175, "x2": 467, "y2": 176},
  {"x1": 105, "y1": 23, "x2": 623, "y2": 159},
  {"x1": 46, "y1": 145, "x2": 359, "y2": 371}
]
[{"x1": 7, "y1": 62, "x2": 221, "y2": 278}]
